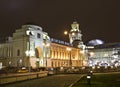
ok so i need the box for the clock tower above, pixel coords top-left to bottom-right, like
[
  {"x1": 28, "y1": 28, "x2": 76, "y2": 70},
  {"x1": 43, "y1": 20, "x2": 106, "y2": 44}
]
[{"x1": 69, "y1": 21, "x2": 84, "y2": 49}]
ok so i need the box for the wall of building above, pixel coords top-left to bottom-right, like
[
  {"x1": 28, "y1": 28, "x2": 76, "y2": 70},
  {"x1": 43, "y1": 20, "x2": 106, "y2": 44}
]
[
  {"x1": 88, "y1": 47, "x2": 120, "y2": 67},
  {"x1": 0, "y1": 42, "x2": 13, "y2": 67},
  {"x1": 49, "y1": 43, "x2": 87, "y2": 67}
]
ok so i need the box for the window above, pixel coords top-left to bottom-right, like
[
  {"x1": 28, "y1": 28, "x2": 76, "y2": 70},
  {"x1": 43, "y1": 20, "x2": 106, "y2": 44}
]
[
  {"x1": 29, "y1": 31, "x2": 33, "y2": 35},
  {"x1": 37, "y1": 28, "x2": 40, "y2": 30},
  {"x1": 37, "y1": 33, "x2": 41, "y2": 38},
  {"x1": 17, "y1": 49, "x2": 20, "y2": 56}
]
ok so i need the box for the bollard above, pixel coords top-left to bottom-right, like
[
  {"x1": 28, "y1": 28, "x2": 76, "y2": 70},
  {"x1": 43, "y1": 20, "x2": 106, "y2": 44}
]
[{"x1": 87, "y1": 75, "x2": 91, "y2": 85}]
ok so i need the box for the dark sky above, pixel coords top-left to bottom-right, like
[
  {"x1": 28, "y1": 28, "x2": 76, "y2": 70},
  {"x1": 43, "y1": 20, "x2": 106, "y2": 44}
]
[{"x1": 0, "y1": 0, "x2": 120, "y2": 43}]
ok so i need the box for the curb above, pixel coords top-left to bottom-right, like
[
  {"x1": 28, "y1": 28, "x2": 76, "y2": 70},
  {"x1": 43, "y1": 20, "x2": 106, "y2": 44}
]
[{"x1": 69, "y1": 74, "x2": 84, "y2": 87}]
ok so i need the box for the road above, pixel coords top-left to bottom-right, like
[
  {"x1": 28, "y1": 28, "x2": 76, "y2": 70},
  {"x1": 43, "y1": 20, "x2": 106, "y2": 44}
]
[{"x1": 2, "y1": 74, "x2": 83, "y2": 87}]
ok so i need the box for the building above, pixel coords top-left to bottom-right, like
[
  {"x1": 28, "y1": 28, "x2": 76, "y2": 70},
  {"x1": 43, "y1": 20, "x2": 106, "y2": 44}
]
[
  {"x1": 88, "y1": 43, "x2": 120, "y2": 67},
  {"x1": 0, "y1": 22, "x2": 87, "y2": 69},
  {"x1": 50, "y1": 38, "x2": 87, "y2": 67}
]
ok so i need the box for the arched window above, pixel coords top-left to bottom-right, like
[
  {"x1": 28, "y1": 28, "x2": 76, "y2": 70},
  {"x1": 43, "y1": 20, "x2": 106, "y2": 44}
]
[{"x1": 35, "y1": 48, "x2": 39, "y2": 58}]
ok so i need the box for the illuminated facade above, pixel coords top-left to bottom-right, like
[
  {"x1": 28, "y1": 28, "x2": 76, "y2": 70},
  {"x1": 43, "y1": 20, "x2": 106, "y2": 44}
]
[
  {"x1": 88, "y1": 43, "x2": 120, "y2": 67},
  {"x1": 0, "y1": 24, "x2": 87, "y2": 69},
  {"x1": 49, "y1": 40, "x2": 87, "y2": 67}
]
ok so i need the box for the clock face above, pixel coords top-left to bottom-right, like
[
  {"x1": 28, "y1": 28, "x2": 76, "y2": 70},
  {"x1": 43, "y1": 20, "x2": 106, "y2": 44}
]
[
  {"x1": 72, "y1": 24, "x2": 77, "y2": 29},
  {"x1": 74, "y1": 25, "x2": 77, "y2": 29}
]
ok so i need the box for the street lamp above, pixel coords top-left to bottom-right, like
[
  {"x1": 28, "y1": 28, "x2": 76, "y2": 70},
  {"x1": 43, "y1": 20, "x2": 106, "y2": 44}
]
[
  {"x1": 64, "y1": 31, "x2": 68, "y2": 35},
  {"x1": 67, "y1": 47, "x2": 72, "y2": 67}
]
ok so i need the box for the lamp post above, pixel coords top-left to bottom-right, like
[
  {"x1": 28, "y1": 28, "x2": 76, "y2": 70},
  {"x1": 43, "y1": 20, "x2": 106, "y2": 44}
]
[{"x1": 67, "y1": 47, "x2": 72, "y2": 67}]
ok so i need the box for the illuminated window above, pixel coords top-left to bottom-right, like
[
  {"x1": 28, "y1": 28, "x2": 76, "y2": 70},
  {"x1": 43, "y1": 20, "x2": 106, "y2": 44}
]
[
  {"x1": 60, "y1": 52, "x2": 61, "y2": 58},
  {"x1": 53, "y1": 51, "x2": 55, "y2": 58},
  {"x1": 56, "y1": 52, "x2": 58, "y2": 58}
]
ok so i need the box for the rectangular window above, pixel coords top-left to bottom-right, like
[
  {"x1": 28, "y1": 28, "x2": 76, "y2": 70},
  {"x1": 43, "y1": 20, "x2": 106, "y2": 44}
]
[
  {"x1": 17, "y1": 49, "x2": 20, "y2": 56},
  {"x1": 37, "y1": 33, "x2": 41, "y2": 38}
]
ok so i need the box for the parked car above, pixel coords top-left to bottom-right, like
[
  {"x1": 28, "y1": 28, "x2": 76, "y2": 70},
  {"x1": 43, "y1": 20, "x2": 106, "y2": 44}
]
[{"x1": 47, "y1": 68, "x2": 56, "y2": 75}]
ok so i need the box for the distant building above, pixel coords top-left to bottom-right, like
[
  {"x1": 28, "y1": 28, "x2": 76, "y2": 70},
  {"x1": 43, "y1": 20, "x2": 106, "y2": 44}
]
[
  {"x1": 0, "y1": 24, "x2": 87, "y2": 69},
  {"x1": 87, "y1": 39, "x2": 104, "y2": 46},
  {"x1": 88, "y1": 43, "x2": 120, "y2": 67}
]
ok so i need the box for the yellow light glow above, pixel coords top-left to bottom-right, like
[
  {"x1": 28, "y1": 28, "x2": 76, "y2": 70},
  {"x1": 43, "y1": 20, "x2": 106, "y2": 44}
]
[
  {"x1": 72, "y1": 32, "x2": 75, "y2": 36},
  {"x1": 97, "y1": 66, "x2": 100, "y2": 68},
  {"x1": 30, "y1": 58, "x2": 36, "y2": 68},
  {"x1": 66, "y1": 47, "x2": 71, "y2": 51},
  {"x1": 43, "y1": 43, "x2": 45, "y2": 46},
  {"x1": 80, "y1": 50, "x2": 84, "y2": 54},
  {"x1": 25, "y1": 50, "x2": 29, "y2": 56},
  {"x1": 29, "y1": 50, "x2": 35, "y2": 56},
  {"x1": 25, "y1": 50, "x2": 35, "y2": 57},
  {"x1": 46, "y1": 43, "x2": 50, "y2": 47},
  {"x1": 110, "y1": 66, "x2": 113, "y2": 68},
  {"x1": 64, "y1": 31, "x2": 68, "y2": 35},
  {"x1": 83, "y1": 61, "x2": 87, "y2": 66},
  {"x1": 43, "y1": 43, "x2": 50, "y2": 47},
  {"x1": 92, "y1": 66, "x2": 95, "y2": 69},
  {"x1": 89, "y1": 52, "x2": 94, "y2": 56}
]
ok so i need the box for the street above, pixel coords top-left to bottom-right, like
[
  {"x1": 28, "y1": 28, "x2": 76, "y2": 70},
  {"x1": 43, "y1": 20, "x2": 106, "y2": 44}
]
[{"x1": 2, "y1": 74, "x2": 83, "y2": 87}]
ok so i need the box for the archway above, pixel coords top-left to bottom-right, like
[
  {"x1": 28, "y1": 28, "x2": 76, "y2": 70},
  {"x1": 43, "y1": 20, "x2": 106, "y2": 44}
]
[{"x1": 35, "y1": 47, "x2": 43, "y2": 67}]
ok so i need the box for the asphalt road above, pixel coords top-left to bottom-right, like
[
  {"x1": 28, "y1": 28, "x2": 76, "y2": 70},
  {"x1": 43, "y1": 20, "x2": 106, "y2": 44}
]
[{"x1": 2, "y1": 74, "x2": 83, "y2": 87}]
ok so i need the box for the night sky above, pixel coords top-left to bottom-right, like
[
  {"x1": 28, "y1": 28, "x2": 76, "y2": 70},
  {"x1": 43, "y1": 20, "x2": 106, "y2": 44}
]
[{"x1": 0, "y1": 0, "x2": 120, "y2": 44}]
